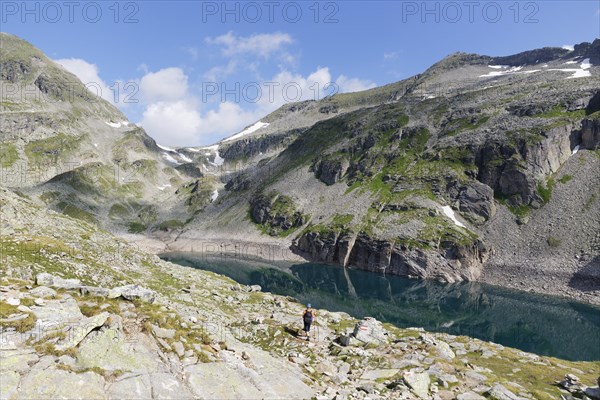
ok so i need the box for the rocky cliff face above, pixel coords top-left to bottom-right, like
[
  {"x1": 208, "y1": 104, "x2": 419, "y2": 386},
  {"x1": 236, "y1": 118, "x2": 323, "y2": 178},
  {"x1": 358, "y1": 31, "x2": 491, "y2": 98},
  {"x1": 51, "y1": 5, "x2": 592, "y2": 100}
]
[
  {"x1": 249, "y1": 192, "x2": 306, "y2": 236},
  {"x1": 294, "y1": 230, "x2": 489, "y2": 283},
  {"x1": 581, "y1": 117, "x2": 600, "y2": 149}
]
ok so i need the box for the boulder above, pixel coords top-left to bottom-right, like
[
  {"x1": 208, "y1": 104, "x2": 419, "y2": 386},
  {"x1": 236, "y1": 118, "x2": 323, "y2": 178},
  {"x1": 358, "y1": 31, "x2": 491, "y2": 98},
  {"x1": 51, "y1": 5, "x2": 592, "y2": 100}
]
[
  {"x1": 151, "y1": 324, "x2": 176, "y2": 339},
  {"x1": 35, "y1": 273, "x2": 81, "y2": 290},
  {"x1": 403, "y1": 371, "x2": 430, "y2": 399},
  {"x1": 30, "y1": 297, "x2": 84, "y2": 331},
  {"x1": 80, "y1": 286, "x2": 111, "y2": 297},
  {"x1": 55, "y1": 312, "x2": 109, "y2": 351},
  {"x1": 486, "y1": 384, "x2": 528, "y2": 400},
  {"x1": 434, "y1": 340, "x2": 456, "y2": 360},
  {"x1": 28, "y1": 286, "x2": 57, "y2": 298},
  {"x1": 352, "y1": 317, "x2": 389, "y2": 345},
  {"x1": 172, "y1": 341, "x2": 185, "y2": 357},
  {"x1": 6, "y1": 297, "x2": 19, "y2": 306},
  {"x1": 360, "y1": 369, "x2": 399, "y2": 381},
  {"x1": 109, "y1": 284, "x2": 156, "y2": 303},
  {"x1": 35, "y1": 273, "x2": 54, "y2": 286}
]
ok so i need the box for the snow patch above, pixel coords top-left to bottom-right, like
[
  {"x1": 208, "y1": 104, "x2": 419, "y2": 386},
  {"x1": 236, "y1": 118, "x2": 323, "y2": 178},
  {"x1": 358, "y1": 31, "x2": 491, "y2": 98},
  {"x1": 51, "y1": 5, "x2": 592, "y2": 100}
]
[
  {"x1": 223, "y1": 121, "x2": 270, "y2": 142},
  {"x1": 185, "y1": 147, "x2": 201, "y2": 153},
  {"x1": 441, "y1": 320, "x2": 454, "y2": 328},
  {"x1": 479, "y1": 66, "x2": 529, "y2": 78},
  {"x1": 93, "y1": 143, "x2": 98, "y2": 148},
  {"x1": 200, "y1": 144, "x2": 224, "y2": 167},
  {"x1": 488, "y1": 65, "x2": 507, "y2": 69},
  {"x1": 157, "y1": 143, "x2": 175, "y2": 152},
  {"x1": 569, "y1": 69, "x2": 591, "y2": 79},
  {"x1": 562, "y1": 45, "x2": 574, "y2": 51},
  {"x1": 177, "y1": 152, "x2": 193, "y2": 163},
  {"x1": 546, "y1": 59, "x2": 592, "y2": 79},
  {"x1": 441, "y1": 206, "x2": 466, "y2": 228},
  {"x1": 105, "y1": 121, "x2": 128, "y2": 128},
  {"x1": 157, "y1": 184, "x2": 172, "y2": 191},
  {"x1": 161, "y1": 152, "x2": 182, "y2": 165},
  {"x1": 213, "y1": 151, "x2": 224, "y2": 166},
  {"x1": 572, "y1": 145, "x2": 580, "y2": 155},
  {"x1": 581, "y1": 58, "x2": 591, "y2": 69},
  {"x1": 211, "y1": 189, "x2": 219, "y2": 202}
]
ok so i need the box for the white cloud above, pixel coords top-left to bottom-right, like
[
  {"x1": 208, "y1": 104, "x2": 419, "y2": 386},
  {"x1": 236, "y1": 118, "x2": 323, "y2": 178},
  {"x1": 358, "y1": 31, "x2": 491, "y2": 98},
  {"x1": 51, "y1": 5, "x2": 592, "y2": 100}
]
[
  {"x1": 53, "y1": 51, "x2": 375, "y2": 147},
  {"x1": 139, "y1": 67, "x2": 188, "y2": 103},
  {"x1": 139, "y1": 65, "x2": 377, "y2": 146},
  {"x1": 206, "y1": 31, "x2": 293, "y2": 57},
  {"x1": 384, "y1": 52, "x2": 398, "y2": 60},
  {"x1": 54, "y1": 58, "x2": 114, "y2": 104},
  {"x1": 203, "y1": 102, "x2": 261, "y2": 137},
  {"x1": 336, "y1": 75, "x2": 377, "y2": 93},
  {"x1": 562, "y1": 45, "x2": 574, "y2": 51},
  {"x1": 140, "y1": 100, "x2": 202, "y2": 146},
  {"x1": 140, "y1": 99, "x2": 261, "y2": 147},
  {"x1": 264, "y1": 67, "x2": 333, "y2": 108},
  {"x1": 203, "y1": 60, "x2": 238, "y2": 81}
]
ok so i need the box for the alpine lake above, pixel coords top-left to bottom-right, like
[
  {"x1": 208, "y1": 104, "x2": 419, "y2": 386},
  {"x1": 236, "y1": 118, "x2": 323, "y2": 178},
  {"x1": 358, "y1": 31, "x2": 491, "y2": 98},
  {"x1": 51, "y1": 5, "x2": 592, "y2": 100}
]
[{"x1": 160, "y1": 252, "x2": 600, "y2": 361}]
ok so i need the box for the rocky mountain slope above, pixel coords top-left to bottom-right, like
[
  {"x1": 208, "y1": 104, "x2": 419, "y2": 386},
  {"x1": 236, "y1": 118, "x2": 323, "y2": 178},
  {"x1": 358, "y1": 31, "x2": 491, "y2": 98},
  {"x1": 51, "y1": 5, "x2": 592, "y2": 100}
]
[
  {"x1": 168, "y1": 40, "x2": 600, "y2": 304},
  {"x1": 0, "y1": 33, "x2": 210, "y2": 234},
  {"x1": 1, "y1": 33, "x2": 599, "y2": 305},
  {"x1": 2, "y1": 186, "x2": 600, "y2": 399}
]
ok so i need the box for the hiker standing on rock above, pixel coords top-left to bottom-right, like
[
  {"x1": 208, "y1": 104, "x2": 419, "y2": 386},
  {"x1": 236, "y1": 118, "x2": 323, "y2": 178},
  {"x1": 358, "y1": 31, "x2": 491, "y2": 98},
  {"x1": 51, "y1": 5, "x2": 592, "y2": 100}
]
[{"x1": 302, "y1": 304, "x2": 315, "y2": 341}]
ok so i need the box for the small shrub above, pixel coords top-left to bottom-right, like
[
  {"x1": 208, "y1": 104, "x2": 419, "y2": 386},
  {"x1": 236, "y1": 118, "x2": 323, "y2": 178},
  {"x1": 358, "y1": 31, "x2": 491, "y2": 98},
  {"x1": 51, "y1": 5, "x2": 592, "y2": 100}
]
[
  {"x1": 537, "y1": 178, "x2": 555, "y2": 204},
  {"x1": 547, "y1": 236, "x2": 561, "y2": 247},
  {"x1": 558, "y1": 175, "x2": 572, "y2": 184},
  {"x1": 128, "y1": 222, "x2": 147, "y2": 233},
  {"x1": 0, "y1": 301, "x2": 37, "y2": 332}
]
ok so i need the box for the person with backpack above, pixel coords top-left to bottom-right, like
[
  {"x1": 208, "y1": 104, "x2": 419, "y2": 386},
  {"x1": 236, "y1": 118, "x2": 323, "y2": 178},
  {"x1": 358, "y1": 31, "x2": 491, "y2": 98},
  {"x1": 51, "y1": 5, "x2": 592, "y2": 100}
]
[{"x1": 302, "y1": 304, "x2": 315, "y2": 341}]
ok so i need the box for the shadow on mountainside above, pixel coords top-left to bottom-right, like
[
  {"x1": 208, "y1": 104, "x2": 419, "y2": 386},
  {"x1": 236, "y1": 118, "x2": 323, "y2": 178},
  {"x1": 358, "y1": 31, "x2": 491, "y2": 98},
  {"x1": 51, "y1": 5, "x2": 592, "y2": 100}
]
[{"x1": 569, "y1": 256, "x2": 600, "y2": 292}]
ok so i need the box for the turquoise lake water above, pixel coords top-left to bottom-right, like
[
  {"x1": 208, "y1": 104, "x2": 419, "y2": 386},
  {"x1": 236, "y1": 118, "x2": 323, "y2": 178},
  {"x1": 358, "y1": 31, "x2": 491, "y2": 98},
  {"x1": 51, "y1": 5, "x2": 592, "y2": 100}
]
[{"x1": 160, "y1": 252, "x2": 600, "y2": 361}]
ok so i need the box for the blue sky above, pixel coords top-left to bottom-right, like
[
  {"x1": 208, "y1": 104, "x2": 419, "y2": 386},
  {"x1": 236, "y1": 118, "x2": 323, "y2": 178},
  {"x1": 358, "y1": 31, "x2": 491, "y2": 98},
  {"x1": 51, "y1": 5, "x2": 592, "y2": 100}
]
[{"x1": 3, "y1": 1, "x2": 599, "y2": 146}]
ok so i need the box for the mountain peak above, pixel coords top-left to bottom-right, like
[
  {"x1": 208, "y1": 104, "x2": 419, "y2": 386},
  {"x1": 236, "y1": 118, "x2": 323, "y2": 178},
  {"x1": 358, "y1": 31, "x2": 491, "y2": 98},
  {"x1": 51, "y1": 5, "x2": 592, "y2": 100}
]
[{"x1": 488, "y1": 39, "x2": 600, "y2": 67}]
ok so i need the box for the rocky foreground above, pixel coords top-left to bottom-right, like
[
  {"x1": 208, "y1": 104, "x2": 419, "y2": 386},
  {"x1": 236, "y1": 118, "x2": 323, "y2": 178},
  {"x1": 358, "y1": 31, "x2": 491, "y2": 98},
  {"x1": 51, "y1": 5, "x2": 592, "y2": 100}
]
[{"x1": 1, "y1": 186, "x2": 599, "y2": 399}]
